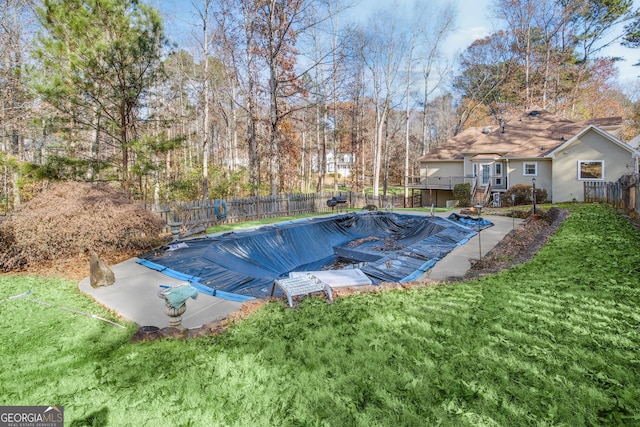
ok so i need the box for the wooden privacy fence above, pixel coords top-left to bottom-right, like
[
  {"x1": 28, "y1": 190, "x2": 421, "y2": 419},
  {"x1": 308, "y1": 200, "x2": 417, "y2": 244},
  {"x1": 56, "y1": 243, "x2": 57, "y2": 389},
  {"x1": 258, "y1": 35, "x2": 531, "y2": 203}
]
[
  {"x1": 584, "y1": 174, "x2": 640, "y2": 213},
  {"x1": 149, "y1": 192, "x2": 420, "y2": 230}
]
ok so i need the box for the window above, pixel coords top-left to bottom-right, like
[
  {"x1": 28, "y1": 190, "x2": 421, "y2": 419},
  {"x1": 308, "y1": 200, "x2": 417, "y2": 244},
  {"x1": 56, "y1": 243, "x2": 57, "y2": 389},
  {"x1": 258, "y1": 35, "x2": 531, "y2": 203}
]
[
  {"x1": 523, "y1": 162, "x2": 537, "y2": 176},
  {"x1": 578, "y1": 160, "x2": 604, "y2": 180},
  {"x1": 494, "y1": 163, "x2": 503, "y2": 186}
]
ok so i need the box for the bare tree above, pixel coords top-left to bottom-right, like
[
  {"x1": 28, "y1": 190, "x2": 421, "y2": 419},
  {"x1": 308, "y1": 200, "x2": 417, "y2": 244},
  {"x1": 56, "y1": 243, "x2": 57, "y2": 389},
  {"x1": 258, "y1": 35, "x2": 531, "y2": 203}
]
[
  {"x1": 402, "y1": 0, "x2": 456, "y2": 199},
  {"x1": 491, "y1": 0, "x2": 635, "y2": 115},
  {"x1": 1, "y1": 0, "x2": 35, "y2": 209},
  {"x1": 359, "y1": 8, "x2": 405, "y2": 197},
  {"x1": 215, "y1": 0, "x2": 263, "y2": 195},
  {"x1": 1, "y1": 0, "x2": 33, "y2": 157},
  {"x1": 494, "y1": 0, "x2": 536, "y2": 109},
  {"x1": 192, "y1": 0, "x2": 213, "y2": 199},
  {"x1": 419, "y1": 3, "x2": 456, "y2": 155}
]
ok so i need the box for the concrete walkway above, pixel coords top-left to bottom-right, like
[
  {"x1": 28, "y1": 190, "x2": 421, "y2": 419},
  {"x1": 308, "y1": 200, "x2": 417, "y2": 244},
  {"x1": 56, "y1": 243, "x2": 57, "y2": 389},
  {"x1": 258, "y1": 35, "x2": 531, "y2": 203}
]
[
  {"x1": 79, "y1": 212, "x2": 522, "y2": 329},
  {"x1": 423, "y1": 213, "x2": 523, "y2": 281}
]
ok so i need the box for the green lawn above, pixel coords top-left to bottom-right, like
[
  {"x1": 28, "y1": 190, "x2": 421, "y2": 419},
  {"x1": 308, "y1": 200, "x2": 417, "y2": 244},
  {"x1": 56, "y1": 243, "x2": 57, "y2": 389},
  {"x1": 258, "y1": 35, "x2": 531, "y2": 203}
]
[{"x1": 1, "y1": 204, "x2": 639, "y2": 426}]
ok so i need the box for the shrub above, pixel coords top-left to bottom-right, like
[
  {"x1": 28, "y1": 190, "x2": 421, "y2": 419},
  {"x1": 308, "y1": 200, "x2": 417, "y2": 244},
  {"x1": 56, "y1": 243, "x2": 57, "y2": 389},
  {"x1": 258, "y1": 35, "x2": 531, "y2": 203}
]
[
  {"x1": 453, "y1": 183, "x2": 472, "y2": 207},
  {"x1": 504, "y1": 184, "x2": 549, "y2": 206},
  {"x1": 0, "y1": 182, "x2": 169, "y2": 272}
]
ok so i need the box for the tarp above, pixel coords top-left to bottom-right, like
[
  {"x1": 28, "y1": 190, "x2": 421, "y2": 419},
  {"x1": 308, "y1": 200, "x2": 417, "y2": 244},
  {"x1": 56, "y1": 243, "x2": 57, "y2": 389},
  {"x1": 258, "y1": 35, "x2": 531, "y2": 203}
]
[
  {"x1": 161, "y1": 285, "x2": 199, "y2": 309},
  {"x1": 139, "y1": 211, "x2": 493, "y2": 300},
  {"x1": 447, "y1": 213, "x2": 494, "y2": 229}
]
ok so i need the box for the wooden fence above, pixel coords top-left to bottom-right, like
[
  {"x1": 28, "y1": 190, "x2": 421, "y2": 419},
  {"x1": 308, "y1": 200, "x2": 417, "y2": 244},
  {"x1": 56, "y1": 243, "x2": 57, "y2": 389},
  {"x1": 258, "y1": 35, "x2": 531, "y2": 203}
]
[
  {"x1": 584, "y1": 174, "x2": 640, "y2": 213},
  {"x1": 149, "y1": 192, "x2": 421, "y2": 230}
]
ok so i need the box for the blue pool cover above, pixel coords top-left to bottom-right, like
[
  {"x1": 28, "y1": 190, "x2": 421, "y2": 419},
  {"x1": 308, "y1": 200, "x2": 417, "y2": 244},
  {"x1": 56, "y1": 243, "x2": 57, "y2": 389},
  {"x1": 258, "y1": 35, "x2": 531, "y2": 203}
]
[{"x1": 138, "y1": 211, "x2": 493, "y2": 301}]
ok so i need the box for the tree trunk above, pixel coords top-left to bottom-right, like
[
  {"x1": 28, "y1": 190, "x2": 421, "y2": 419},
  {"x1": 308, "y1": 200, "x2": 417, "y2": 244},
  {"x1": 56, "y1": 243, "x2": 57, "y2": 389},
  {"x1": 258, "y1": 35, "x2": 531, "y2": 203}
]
[{"x1": 201, "y1": 0, "x2": 211, "y2": 199}]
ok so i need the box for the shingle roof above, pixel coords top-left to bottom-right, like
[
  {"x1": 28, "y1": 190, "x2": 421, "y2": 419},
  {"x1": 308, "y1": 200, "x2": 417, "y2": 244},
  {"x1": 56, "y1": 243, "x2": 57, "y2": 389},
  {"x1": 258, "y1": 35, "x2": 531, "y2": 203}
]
[{"x1": 420, "y1": 110, "x2": 623, "y2": 161}]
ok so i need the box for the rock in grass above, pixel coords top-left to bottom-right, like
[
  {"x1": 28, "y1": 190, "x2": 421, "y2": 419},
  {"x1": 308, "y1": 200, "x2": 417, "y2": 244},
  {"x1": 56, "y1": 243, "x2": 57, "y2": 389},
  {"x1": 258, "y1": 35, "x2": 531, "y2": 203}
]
[{"x1": 89, "y1": 252, "x2": 115, "y2": 288}]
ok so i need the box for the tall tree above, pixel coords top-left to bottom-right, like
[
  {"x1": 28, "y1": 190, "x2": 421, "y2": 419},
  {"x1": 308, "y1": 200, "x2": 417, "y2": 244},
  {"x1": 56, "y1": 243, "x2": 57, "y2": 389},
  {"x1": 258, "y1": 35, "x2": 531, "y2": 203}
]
[
  {"x1": 32, "y1": 0, "x2": 166, "y2": 194},
  {"x1": 218, "y1": 0, "x2": 263, "y2": 195},
  {"x1": 487, "y1": 0, "x2": 635, "y2": 117},
  {"x1": 255, "y1": 0, "x2": 314, "y2": 195},
  {"x1": 418, "y1": 3, "x2": 456, "y2": 155},
  {"x1": 402, "y1": 0, "x2": 456, "y2": 198},
  {"x1": 564, "y1": 0, "x2": 634, "y2": 116},
  {"x1": 193, "y1": 0, "x2": 214, "y2": 199},
  {"x1": 494, "y1": 0, "x2": 537, "y2": 109},
  {"x1": 359, "y1": 8, "x2": 405, "y2": 197},
  {"x1": 0, "y1": 0, "x2": 35, "y2": 209},
  {"x1": 572, "y1": 0, "x2": 634, "y2": 63},
  {"x1": 452, "y1": 32, "x2": 516, "y2": 133},
  {"x1": 1, "y1": 0, "x2": 30, "y2": 152},
  {"x1": 304, "y1": 0, "x2": 353, "y2": 193}
]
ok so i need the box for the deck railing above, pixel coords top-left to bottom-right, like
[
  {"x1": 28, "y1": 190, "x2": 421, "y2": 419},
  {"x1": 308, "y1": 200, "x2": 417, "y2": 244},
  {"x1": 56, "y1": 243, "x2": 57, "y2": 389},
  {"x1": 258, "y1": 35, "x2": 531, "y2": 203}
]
[{"x1": 406, "y1": 175, "x2": 474, "y2": 190}]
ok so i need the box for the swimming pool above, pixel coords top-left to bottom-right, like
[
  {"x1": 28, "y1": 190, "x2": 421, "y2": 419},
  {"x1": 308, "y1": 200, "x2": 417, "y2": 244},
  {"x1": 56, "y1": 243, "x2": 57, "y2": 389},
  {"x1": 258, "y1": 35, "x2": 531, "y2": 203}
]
[{"x1": 138, "y1": 211, "x2": 492, "y2": 301}]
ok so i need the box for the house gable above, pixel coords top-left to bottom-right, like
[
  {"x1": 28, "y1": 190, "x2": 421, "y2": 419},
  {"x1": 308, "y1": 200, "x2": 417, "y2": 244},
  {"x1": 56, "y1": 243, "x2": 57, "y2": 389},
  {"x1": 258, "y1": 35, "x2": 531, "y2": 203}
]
[
  {"x1": 548, "y1": 126, "x2": 640, "y2": 202},
  {"x1": 546, "y1": 124, "x2": 640, "y2": 160}
]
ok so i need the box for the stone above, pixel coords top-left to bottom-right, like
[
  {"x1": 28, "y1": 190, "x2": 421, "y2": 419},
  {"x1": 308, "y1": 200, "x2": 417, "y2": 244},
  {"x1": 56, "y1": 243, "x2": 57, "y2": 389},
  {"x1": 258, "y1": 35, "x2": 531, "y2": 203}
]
[{"x1": 89, "y1": 252, "x2": 115, "y2": 288}]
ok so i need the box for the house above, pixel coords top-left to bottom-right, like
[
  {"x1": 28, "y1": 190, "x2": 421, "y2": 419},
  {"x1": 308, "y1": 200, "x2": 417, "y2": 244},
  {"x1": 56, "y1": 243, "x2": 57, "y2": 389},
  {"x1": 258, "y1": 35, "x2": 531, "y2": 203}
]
[
  {"x1": 313, "y1": 151, "x2": 354, "y2": 177},
  {"x1": 411, "y1": 110, "x2": 640, "y2": 206}
]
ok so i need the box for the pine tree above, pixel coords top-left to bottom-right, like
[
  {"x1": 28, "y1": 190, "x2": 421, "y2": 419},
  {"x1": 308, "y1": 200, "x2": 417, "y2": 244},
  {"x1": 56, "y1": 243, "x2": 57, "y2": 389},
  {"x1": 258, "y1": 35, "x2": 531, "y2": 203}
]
[{"x1": 31, "y1": 0, "x2": 166, "y2": 194}]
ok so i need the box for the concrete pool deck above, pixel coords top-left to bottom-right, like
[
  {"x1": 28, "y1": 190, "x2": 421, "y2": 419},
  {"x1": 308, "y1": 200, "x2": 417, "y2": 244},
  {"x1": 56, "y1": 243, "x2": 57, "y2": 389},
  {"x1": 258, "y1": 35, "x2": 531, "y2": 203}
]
[
  {"x1": 424, "y1": 213, "x2": 523, "y2": 281},
  {"x1": 79, "y1": 212, "x2": 523, "y2": 329}
]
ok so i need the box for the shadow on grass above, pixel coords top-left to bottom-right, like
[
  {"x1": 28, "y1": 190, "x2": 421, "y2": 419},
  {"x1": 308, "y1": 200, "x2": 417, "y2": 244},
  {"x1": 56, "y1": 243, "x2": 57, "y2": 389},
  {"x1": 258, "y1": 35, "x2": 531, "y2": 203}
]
[{"x1": 69, "y1": 406, "x2": 109, "y2": 427}]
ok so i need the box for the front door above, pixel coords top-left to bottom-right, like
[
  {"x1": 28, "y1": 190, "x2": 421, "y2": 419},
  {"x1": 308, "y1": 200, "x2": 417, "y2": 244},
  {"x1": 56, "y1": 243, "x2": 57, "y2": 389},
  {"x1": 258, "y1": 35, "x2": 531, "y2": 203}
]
[{"x1": 481, "y1": 164, "x2": 491, "y2": 186}]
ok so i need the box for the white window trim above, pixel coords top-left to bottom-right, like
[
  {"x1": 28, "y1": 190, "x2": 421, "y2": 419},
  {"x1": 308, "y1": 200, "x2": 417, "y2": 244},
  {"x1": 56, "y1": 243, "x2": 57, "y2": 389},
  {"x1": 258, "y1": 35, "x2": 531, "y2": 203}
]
[
  {"x1": 578, "y1": 160, "x2": 605, "y2": 181},
  {"x1": 523, "y1": 162, "x2": 537, "y2": 176}
]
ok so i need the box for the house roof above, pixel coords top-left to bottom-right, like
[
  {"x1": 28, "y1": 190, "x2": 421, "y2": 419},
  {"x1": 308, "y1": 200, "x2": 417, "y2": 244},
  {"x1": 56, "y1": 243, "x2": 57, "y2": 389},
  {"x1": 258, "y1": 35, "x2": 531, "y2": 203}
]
[{"x1": 420, "y1": 110, "x2": 624, "y2": 161}]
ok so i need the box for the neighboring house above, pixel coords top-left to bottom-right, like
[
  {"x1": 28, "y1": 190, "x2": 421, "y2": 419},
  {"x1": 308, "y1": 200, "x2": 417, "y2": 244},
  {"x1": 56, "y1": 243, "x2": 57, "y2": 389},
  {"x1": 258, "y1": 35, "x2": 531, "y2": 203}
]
[
  {"x1": 313, "y1": 151, "x2": 354, "y2": 177},
  {"x1": 411, "y1": 110, "x2": 640, "y2": 207}
]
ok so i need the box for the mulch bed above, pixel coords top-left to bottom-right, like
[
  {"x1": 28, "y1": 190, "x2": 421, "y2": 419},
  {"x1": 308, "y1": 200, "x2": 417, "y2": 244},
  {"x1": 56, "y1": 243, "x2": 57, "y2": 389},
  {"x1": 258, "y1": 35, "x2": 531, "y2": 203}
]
[{"x1": 464, "y1": 207, "x2": 568, "y2": 278}]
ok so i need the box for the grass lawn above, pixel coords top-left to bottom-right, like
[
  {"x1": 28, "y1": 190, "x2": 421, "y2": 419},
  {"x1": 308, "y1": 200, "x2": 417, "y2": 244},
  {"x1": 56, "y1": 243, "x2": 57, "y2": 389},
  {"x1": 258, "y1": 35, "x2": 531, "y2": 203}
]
[{"x1": 1, "y1": 204, "x2": 639, "y2": 426}]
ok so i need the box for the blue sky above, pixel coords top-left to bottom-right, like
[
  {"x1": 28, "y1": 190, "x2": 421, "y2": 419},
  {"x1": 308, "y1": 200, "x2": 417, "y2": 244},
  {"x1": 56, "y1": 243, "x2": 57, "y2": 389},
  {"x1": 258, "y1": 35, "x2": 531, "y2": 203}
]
[{"x1": 157, "y1": 0, "x2": 640, "y2": 85}]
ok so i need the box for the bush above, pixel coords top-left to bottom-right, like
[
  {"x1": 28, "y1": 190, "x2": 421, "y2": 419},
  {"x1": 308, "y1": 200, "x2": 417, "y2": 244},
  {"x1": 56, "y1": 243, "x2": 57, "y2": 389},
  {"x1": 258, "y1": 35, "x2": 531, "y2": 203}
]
[
  {"x1": 0, "y1": 182, "x2": 169, "y2": 271},
  {"x1": 453, "y1": 183, "x2": 472, "y2": 207},
  {"x1": 504, "y1": 184, "x2": 549, "y2": 206}
]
